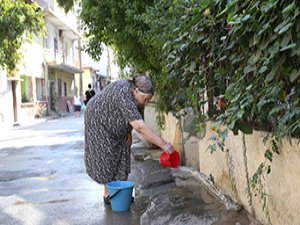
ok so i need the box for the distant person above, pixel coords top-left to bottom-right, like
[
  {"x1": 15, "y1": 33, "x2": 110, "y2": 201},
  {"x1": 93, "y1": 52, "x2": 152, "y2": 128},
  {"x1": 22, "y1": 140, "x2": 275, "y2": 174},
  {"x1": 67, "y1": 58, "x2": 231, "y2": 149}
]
[
  {"x1": 84, "y1": 84, "x2": 96, "y2": 105},
  {"x1": 73, "y1": 92, "x2": 82, "y2": 118}
]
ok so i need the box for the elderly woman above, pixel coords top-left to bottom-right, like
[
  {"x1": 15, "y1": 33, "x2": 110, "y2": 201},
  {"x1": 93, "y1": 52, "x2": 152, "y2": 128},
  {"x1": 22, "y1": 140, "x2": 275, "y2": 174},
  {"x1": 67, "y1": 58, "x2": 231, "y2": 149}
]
[{"x1": 84, "y1": 75, "x2": 175, "y2": 204}]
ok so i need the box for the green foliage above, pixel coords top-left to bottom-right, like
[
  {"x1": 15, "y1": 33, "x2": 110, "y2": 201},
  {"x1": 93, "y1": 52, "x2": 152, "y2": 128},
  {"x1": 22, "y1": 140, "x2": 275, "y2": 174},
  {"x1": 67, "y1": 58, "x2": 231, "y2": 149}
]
[
  {"x1": 76, "y1": 0, "x2": 300, "y2": 138},
  {"x1": 78, "y1": 0, "x2": 300, "y2": 137},
  {"x1": 56, "y1": 0, "x2": 77, "y2": 13},
  {"x1": 250, "y1": 161, "x2": 271, "y2": 222},
  {"x1": 78, "y1": 0, "x2": 300, "y2": 139},
  {"x1": 81, "y1": 0, "x2": 156, "y2": 72},
  {"x1": 207, "y1": 126, "x2": 228, "y2": 153},
  {"x1": 21, "y1": 94, "x2": 32, "y2": 103},
  {"x1": 0, "y1": 0, "x2": 45, "y2": 73},
  {"x1": 221, "y1": 0, "x2": 300, "y2": 140},
  {"x1": 63, "y1": 0, "x2": 300, "y2": 213}
]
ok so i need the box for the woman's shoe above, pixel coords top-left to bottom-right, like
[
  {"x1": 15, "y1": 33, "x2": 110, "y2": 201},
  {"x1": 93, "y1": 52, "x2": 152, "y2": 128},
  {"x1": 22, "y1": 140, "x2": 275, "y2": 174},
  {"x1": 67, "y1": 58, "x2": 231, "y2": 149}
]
[{"x1": 103, "y1": 195, "x2": 110, "y2": 205}]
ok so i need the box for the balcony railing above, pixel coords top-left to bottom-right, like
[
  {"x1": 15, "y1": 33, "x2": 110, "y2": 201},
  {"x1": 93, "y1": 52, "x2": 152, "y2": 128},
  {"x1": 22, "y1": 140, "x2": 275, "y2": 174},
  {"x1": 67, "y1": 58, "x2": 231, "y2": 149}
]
[{"x1": 45, "y1": 48, "x2": 63, "y2": 65}]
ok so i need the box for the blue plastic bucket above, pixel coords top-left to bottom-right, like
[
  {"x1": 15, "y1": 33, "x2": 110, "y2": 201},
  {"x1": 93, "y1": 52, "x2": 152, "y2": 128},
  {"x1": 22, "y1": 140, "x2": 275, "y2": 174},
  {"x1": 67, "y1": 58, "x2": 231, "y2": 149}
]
[{"x1": 107, "y1": 180, "x2": 135, "y2": 212}]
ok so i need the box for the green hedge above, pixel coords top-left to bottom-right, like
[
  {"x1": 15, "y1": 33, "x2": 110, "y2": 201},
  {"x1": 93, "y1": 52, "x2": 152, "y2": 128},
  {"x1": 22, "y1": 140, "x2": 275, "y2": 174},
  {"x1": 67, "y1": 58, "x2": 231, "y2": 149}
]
[{"x1": 81, "y1": 0, "x2": 300, "y2": 139}]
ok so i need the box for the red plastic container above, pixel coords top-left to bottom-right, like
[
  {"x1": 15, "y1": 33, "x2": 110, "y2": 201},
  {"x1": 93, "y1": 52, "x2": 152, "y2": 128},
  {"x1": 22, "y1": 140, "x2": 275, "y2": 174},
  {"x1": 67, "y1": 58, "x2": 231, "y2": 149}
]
[{"x1": 160, "y1": 151, "x2": 181, "y2": 168}]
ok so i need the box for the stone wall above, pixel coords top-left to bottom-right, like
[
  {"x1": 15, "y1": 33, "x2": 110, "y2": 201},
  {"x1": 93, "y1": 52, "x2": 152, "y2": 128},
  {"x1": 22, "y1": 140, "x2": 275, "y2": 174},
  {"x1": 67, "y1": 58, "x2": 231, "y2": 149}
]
[{"x1": 161, "y1": 113, "x2": 300, "y2": 225}]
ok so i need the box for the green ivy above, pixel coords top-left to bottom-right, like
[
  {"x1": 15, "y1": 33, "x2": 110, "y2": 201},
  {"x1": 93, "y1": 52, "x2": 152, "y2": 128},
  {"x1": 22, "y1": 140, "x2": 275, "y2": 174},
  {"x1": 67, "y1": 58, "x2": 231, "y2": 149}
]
[
  {"x1": 57, "y1": 0, "x2": 300, "y2": 213},
  {"x1": 64, "y1": 0, "x2": 300, "y2": 140}
]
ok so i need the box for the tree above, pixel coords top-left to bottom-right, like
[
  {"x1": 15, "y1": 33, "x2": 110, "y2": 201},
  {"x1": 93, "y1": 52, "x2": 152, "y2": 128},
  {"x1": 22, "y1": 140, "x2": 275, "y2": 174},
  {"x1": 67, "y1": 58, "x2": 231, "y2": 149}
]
[
  {"x1": 0, "y1": 0, "x2": 45, "y2": 74},
  {"x1": 80, "y1": 0, "x2": 156, "y2": 72},
  {"x1": 59, "y1": 0, "x2": 300, "y2": 139},
  {"x1": 56, "y1": 0, "x2": 76, "y2": 13}
]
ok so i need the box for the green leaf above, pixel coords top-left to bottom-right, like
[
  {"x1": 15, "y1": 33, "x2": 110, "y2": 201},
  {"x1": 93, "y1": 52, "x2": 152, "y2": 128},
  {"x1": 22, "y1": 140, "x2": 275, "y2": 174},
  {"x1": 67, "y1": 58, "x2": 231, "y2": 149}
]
[
  {"x1": 244, "y1": 65, "x2": 255, "y2": 74},
  {"x1": 196, "y1": 35, "x2": 205, "y2": 43},
  {"x1": 259, "y1": 66, "x2": 268, "y2": 74},
  {"x1": 228, "y1": 20, "x2": 241, "y2": 25},
  {"x1": 231, "y1": 93, "x2": 241, "y2": 103},
  {"x1": 274, "y1": 20, "x2": 289, "y2": 33},
  {"x1": 216, "y1": 55, "x2": 226, "y2": 63},
  {"x1": 224, "y1": 83, "x2": 236, "y2": 100},
  {"x1": 264, "y1": 150, "x2": 273, "y2": 162},
  {"x1": 280, "y1": 43, "x2": 296, "y2": 51},
  {"x1": 268, "y1": 42, "x2": 280, "y2": 55},
  {"x1": 282, "y1": 2, "x2": 295, "y2": 14},
  {"x1": 237, "y1": 110, "x2": 244, "y2": 118},
  {"x1": 249, "y1": 51, "x2": 261, "y2": 64},
  {"x1": 265, "y1": 71, "x2": 276, "y2": 82},
  {"x1": 232, "y1": 125, "x2": 239, "y2": 135},
  {"x1": 260, "y1": 37, "x2": 270, "y2": 50},
  {"x1": 180, "y1": 43, "x2": 188, "y2": 51},
  {"x1": 189, "y1": 61, "x2": 197, "y2": 71},
  {"x1": 261, "y1": 1, "x2": 277, "y2": 13},
  {"x1": 278, "y1": 22, "x2": 293, "y2": 34},
  {"x1": 289, "y1": 69, "x2": 300, "y2": 82},
  {"x1": 281, "y1": 34, "x2": 291, "y2": 48},
  {"x1": 258, "y1": 22, "x2": 270, "y2": 35},
  {"x1": 202, "y1": 38, "x2": 210, "y2": 44},
  {"x1": 291, "y1": 41, "x2": 300, "y2": 55},
  {"x1": 263, "y1": 58, "x2": 270, "y2": 66},
  {"x1": 237, "y1": 121, "x2": 253, "y2": 134},
  {"x1": 242, "y1": 15, "x2": 251, "y2": 22},
  {"x1": 246, "y1": 84, "x2": 253, "y2": 91},
  {"x1": 267, "y1": 165, "x2": 271, "y2": 174}
]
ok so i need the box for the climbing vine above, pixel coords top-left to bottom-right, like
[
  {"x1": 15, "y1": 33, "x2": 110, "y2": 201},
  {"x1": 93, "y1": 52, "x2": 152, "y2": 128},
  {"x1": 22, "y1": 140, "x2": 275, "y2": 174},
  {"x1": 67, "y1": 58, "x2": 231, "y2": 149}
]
[
  {"x1": 79, "y1": 0, "x2": 300, "y2": 139},
  {"x1": 77, "y1": 0, "x2": 300, "y2": 216}
]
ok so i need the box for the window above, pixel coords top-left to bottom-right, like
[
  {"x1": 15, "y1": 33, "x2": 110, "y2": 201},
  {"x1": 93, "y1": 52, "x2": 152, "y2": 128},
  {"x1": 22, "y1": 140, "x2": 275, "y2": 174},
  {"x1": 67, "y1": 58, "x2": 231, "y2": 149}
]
[
  {"x1": 57, "y1": 79, "x2": 62, "y2": 97},
  {"x1": 36, "y1": 78, "x2": 46, "y2": 101},
  {"x1": 21, "y1": 76, "x2": 33, "y2": 103},
  {"x1": 64, "y1": 82, "x2": 67, "y2": 96},
  {"x1": 45, "y1": 35, "x2": 50, "y2": 49},
  {"x1": 54, "y1": 37, "x2": 58, "y2": 53},
  {"x1": 64, "y1": 42, "x2": 68, "y2": 63}
]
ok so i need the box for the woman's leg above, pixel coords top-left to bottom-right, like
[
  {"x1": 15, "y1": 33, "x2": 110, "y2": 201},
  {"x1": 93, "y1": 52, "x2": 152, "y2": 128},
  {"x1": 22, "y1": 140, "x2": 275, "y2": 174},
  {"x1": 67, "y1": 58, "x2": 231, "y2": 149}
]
[
  {"x1": 104, "y1": 185, "x2": 109, "y2": 197},
  {"x1": 103, "y1": 185, "x2": 110, "y2": 204}
]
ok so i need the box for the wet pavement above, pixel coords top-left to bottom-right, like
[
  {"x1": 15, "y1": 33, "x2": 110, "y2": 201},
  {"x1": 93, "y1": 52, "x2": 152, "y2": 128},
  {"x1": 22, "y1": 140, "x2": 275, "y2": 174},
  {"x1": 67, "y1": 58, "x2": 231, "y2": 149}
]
[
  {"x1": 130, "y1": 145, "x2": 262, "y2": 225},
  {"x1": 0, "y1": 116, "x2": 263, "y2": 225}
]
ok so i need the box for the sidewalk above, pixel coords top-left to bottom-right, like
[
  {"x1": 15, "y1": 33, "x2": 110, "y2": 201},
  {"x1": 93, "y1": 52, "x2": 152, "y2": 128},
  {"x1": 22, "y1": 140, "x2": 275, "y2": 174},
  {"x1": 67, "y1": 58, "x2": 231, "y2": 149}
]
[
  {"x1": 129, "y1": 136, "x2": 262, "y2": 225},
  {"x1": 0, "y1": 113, "x2": 72, "y2": 131}
]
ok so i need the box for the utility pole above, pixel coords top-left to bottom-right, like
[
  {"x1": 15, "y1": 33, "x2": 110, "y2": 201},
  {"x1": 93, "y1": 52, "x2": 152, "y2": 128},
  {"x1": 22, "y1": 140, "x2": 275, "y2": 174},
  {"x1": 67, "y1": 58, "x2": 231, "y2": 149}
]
[
  {"x1": 76, "y1": 3, "x2": 83, "y2": 96},
  {"x1": 78, "y1": 38, "x2": 83, "y2": 96}
]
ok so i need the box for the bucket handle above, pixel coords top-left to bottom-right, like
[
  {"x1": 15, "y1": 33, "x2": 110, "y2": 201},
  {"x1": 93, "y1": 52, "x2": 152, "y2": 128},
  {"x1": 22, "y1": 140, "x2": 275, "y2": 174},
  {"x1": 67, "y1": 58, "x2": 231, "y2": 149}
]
[{"x1": 109, "y1": 189, "x2": 121, "y2": 200}]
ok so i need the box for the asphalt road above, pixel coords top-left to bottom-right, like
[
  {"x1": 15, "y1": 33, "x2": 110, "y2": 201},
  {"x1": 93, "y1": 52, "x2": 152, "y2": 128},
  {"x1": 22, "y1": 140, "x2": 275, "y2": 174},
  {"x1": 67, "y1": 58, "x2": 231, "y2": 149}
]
[
  {"x1": 0, "y1": 116, "x2": 263, "y2": 225},
  {"x1": 0, "y1": 116, "x2": 140, "y2": 225}
]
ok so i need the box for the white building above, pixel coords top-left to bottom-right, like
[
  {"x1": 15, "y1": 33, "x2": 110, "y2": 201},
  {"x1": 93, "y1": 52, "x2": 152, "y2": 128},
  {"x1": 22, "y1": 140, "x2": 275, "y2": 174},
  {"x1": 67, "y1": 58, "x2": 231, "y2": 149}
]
[
  {"x1": 0, "y1": 0, "x2": 124, "y2": 128},
  {"x1": 0, "y1": 0, "x2": 82, "y2": 127},
  {"x1": 79, "y1": 43, "x2": 122, "y2": 94}
]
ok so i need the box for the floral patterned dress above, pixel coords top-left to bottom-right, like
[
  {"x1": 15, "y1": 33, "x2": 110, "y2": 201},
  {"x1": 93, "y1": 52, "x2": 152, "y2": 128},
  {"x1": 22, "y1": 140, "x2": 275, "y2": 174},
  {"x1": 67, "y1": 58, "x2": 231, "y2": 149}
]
[{"x1": 84, "y1": 80, "x2": 142, "y2": 184}]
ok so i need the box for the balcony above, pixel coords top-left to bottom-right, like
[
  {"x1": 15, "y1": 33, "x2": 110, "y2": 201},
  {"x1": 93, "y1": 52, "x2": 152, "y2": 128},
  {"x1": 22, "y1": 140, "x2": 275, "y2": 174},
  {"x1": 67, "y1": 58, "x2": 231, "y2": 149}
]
[
  {"x1": 45, "y1": 48, "x2": 63, "y2": 65},
  {"x1": 45, "y1": 49, "x2": 82, "y2": 74}
]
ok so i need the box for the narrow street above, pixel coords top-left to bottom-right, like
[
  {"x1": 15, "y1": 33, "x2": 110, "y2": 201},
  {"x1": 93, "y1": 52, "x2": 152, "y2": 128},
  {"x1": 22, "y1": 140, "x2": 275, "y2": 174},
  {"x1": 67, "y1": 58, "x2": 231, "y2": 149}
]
[
  {"x1": 0, "y1": 116, "x2": 262, "y2": 225},
  {"x1": 0, "y1": 116, "x2": 138, "y2": 225}
]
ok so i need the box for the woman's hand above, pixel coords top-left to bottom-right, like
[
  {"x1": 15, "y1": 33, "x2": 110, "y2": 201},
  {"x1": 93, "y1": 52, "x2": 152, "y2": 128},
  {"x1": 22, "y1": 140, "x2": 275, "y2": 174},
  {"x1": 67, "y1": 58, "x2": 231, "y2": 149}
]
[{"x1": 163, "y1": 142, "x2": 175, "y2": 154}]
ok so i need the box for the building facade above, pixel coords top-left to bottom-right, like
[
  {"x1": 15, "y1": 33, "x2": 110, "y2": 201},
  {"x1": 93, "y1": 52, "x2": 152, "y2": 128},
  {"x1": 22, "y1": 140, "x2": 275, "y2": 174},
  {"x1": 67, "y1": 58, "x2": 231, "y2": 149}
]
[{"x1": 0, "y1": 0, "x2": 82, "y2": 127}]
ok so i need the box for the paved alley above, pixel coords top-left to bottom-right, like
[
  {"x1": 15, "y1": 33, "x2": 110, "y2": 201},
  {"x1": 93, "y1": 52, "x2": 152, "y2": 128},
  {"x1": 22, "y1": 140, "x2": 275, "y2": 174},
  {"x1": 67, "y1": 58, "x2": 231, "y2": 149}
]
[{"x1": 0, "y1": 116, "x2": 262, "y2": 225}]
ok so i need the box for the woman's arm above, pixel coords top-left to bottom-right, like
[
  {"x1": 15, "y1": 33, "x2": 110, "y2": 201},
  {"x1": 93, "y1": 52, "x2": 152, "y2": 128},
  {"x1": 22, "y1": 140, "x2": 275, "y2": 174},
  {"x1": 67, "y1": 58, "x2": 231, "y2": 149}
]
[{"x1": 130, "y1": 119, "x2": 174, "y2": 153}]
